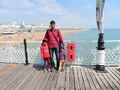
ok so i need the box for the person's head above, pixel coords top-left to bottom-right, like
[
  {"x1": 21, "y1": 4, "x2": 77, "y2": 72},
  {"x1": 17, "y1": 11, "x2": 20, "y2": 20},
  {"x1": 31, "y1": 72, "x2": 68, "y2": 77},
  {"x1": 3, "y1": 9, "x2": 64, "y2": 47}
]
[
  {"x1": 60, "y1": 46, "x2": 64, "y2": 52},
  {"x1": 42, "y1": 39, "x2": 47, "y2": 46},
  {"x1": 50, "y1": 20, "x2": 56, "y2": 29}
]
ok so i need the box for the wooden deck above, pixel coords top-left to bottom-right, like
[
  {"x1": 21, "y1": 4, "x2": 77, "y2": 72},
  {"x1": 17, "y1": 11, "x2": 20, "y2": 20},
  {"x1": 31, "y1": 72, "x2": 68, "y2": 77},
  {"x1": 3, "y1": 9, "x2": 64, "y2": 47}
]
[{"x1": 0, "y1": 63, "x2": 120, "y2": 90}]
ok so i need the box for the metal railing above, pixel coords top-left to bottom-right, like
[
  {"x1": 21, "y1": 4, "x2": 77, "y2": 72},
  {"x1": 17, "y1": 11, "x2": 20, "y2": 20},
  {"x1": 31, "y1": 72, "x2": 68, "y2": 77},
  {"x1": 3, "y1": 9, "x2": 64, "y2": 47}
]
[{"x1": 0, "y1": 40, "x2": 120, "y2": 66}]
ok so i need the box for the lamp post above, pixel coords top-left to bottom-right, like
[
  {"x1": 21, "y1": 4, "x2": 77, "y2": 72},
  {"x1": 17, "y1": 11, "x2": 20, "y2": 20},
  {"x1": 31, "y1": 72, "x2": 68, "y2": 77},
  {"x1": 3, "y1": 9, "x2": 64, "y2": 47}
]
[{"x1": 96, "y1": 0, "x2": 105, "y2": 71}]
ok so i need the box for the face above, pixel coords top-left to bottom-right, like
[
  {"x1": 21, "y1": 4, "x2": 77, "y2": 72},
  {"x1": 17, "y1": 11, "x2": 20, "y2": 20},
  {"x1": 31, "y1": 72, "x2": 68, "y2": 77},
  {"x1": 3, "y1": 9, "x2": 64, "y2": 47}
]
[
  {"x1": 43, "y1": 42, "x2": 47, "y2": 46},
  {"x1": 60, "y1": 48, "x2": 64, "y2": 52},
  {"x1": 50, "y1": 23, "x2": 55, "y2": 29}
]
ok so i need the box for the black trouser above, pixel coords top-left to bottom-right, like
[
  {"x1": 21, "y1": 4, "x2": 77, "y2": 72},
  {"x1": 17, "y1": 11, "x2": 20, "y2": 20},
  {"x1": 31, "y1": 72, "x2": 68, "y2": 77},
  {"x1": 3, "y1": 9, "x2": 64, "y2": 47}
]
[{"x1": 49, "y1": 48, "x2": 59, "y2": 69}]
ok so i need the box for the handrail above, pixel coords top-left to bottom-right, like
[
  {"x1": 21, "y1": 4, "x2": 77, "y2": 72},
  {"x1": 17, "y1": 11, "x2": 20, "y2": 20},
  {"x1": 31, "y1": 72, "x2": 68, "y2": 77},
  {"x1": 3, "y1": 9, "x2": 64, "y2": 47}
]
[{"x1": 0, "y1": 40, "x2": 120, "y2": 43}]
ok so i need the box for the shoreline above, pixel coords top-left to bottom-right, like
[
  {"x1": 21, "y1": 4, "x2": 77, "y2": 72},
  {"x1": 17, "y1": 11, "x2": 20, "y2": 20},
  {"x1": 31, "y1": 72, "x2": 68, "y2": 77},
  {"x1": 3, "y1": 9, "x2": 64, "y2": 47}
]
[
  {"x1": 0, "y1": 29, "x2": 84, "y2": 48},
  {"x1": 0, "y1": 29, "x2": 85, "y2": 41}
]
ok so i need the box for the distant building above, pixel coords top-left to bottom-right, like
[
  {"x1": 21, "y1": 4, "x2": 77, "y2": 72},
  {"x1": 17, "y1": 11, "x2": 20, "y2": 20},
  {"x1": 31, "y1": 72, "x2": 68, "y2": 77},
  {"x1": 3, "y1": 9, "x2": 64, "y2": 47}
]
[
  {"x1": 20, "y1": 21, "x2": 25, "y2": 29},
  {"x1": 0, "y1": 21, "x2": 62, "y2": 33}
]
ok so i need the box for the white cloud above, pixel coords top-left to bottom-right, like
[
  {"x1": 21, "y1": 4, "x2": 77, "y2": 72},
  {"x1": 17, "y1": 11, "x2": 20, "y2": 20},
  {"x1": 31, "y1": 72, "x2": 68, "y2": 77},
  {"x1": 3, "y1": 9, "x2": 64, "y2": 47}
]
[
  {"x1": 0, "y1": 0, "x2": 81, "y2": 26},
  {"x1": 19, "y1": 0, "x2": 81, "y2": 26},
  {"x1": 31, "y1": 0, "x2": 81, "y2": 24}
]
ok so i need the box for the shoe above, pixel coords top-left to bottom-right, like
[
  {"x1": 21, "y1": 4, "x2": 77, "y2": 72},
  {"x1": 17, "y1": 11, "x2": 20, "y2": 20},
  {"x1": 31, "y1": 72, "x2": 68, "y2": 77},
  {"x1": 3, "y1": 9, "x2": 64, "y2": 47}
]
[
  {"x1": 56, "y1": 67, "x2": 59, "y2": 71},
  {"x1": 43, "y1": 69, "x2": 47, "y2": 72},
  {"x1": 50, "y1": 68, "x2": 54, "y2": 72},
  {"x1": 60, "y1": 67, "x2": 64, "y2": 72}
]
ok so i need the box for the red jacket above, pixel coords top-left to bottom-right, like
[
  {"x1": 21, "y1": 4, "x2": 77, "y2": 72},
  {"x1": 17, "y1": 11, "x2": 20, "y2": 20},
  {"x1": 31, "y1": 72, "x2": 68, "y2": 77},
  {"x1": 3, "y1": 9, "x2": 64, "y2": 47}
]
[
  {"x1": 43, "y1": 28, "x2": 64, "y2": 48},
  {"x1": 40, "y1": 45, "x2": 50, "y2": 59}
]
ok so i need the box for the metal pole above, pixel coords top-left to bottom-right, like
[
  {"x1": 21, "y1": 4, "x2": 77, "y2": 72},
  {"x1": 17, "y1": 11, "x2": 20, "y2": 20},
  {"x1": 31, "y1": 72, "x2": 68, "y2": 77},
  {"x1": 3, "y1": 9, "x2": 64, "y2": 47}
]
[
  {"x1": 96, "y1": 0, "x2": 105, "y2": 71},
  {"x1": 24, "y1": 39, "x2": 29, "y2": 65}
]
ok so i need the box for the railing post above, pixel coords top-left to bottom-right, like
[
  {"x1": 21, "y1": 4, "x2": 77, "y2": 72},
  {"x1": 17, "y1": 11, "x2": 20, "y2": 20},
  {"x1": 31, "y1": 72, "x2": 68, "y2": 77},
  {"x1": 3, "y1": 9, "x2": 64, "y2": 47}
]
[{"x1": 24, "y1": 39, "x2": 29, "y2": 65}]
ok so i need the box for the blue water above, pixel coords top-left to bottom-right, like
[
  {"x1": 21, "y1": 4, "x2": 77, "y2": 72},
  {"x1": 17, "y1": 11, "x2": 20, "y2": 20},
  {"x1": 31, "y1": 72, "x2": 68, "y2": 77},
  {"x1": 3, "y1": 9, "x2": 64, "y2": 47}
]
[
  {"x1": 64, "y1": 28, "x2": 120, "y2": 41},
  {"x1": 62, "y1": 29, "x2": 120, "y2": 65}
]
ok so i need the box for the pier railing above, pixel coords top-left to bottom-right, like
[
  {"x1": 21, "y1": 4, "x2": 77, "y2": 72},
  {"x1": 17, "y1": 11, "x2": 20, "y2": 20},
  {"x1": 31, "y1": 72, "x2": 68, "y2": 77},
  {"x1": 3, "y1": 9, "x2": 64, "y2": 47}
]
[{"x1": 0, "y1": 40, "x2": 120, "y2": 66}]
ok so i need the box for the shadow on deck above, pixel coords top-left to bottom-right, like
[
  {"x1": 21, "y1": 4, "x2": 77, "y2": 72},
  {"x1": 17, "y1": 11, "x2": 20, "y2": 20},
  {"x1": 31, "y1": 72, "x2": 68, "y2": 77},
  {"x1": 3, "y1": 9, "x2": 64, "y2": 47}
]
[{"x1": 0, "y1": 63, "x2": 120, "y2": 90}]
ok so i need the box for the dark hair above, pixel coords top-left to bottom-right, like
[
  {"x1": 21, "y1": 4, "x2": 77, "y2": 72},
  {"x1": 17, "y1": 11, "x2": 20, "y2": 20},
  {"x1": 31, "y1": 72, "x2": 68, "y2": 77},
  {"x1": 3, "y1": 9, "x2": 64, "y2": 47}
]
[
  {"x1": 50, "y1": 20, "x2": 55, "y2": 25},
  {"x1": 41, "y1": 39, "x2": 47, "y2": 46},
  {"x1": 60, "y1": 44, "x2": 64, "y2": 49},
  {"x1": 42, "y1": 39, "x2": 47, "y2": 43}
]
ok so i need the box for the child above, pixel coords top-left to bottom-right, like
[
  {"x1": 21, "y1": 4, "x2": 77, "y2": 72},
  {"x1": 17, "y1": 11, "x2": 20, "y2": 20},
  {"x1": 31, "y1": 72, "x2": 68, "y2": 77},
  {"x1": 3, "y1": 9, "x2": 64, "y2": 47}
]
[
  {"x1": 59, "y1": 45, "x2": 66, "y2": 71},
  {"x1": 40, "y1": 39, "x2": 51, "y2": 72}
]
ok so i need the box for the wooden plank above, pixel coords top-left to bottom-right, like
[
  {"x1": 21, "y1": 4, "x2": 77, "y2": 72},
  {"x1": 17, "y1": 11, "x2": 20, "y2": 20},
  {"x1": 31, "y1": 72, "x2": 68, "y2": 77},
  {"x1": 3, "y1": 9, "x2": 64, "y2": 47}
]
[
  {"x1": 97, "y1": 73, "x2": 112, "y2": 90},
  {"x1": 0, "y1": 64, "x2": 21, "y2": 81},
  {"x1": 77, "y1": 67, "x2": 85, "y2": 90},
  {"x1": 111, "y1": 68, "x2": 120, "y2": 79},
  {"x1": 0, "y1": 66, "x2": 25, "y2": 88},
  {"x1": 104, "y1": 69, "x2": 120, "y2": 90},
  {"x1": 21, "y1": 69, "x2": 43, "y2": 90},
  {"x1": 38, "y1": 72, "x2": 51, "y2": 90},
  {"x1": 0, "y1": 64, "x2": 9, "y2": 71},
  {"x1": 92, "y1": 69, "x2": 106, "y2": 90},
  {"x1": 69, "y1": 88, "x2": 74, "y2": 90},
  {"x1": 50, "y1": 88, "x2": 55, "y2": 90},
  {"x1": 1, "y1": 64, "x2": 120, "y2": 90},
  {"x1": 102, "y1": 72, "x2": 118, "y2": 90},
  {"x1": 73, "y1": 67, "x2": 80, "y2": 90},
  {"x1": 56, "y1": 71, "x2": 63, "y2": 88},
  {"x1": 60, "y1": 69, "x2": 66, "y2": 88},
  {"x1": 84, "y1": 68, "x2": 96, "y2": 90},
  {"x1": 14, "y1": 67, "x2": 36, "y2": 90},
  {"x1": 2, "y1": 66, "x2": 32, "y2": 90},
  {"x1": 0, "y1": 64, "x2": 16, "y2": 77},
  {"x1": 44, "y1": 72, "x2": 56, "y2": 90},
  {"x1": 55, "y1": 87, "x2": 60, "y2": 90},
  {"x1": 65, "y1": 67, "x2": 69, "y2": 89},
  {"x1": 87, "y1": 68, "x2": 101, "y2": 89},
  {"x1": 65, "y1": 87, "x2": 69, "y2": 90},
  {"x1": 69, "y1": 67, "x2": 74, "y2": 89},
  {"x1": 28, "y1": 70, "x2": 44, "y2": 90},
  {"x1": 81, "y1": 67, "x2": 90, "y2": 90},
  {"x1": 106, "y1": 68, "x2": 120, "y2": 85},
  {"x1": 34, "y1": 71, "x2": 48, "y2": 90},
  {"x1": 0, "y1": 65, "x2": 24, "y2": 88},
  {"x1": 50, "y1": 72, "x2": 59, "y2": 88},
  {"x1": 12, "y1": 67, "x2": 35, "y2": 90},
  {"x1": 60, "y1": 87, "x2": 64, "y2": 90},
  {"x1": 114, "y1": 68, "x2": 120, "y2": 75}
]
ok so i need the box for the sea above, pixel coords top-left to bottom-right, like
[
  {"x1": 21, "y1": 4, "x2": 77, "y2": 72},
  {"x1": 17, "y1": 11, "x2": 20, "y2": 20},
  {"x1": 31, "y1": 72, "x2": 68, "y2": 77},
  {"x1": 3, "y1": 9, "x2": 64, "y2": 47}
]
[
  {"x1": 63, "y1": 28, "x2": 120, "y2": 65},
  {"x1": 63, "y1": 28, "x2": 120, "y2": 41},
  {"x1": 63, "y1": 28, "x2": 120, "y2": 49}
]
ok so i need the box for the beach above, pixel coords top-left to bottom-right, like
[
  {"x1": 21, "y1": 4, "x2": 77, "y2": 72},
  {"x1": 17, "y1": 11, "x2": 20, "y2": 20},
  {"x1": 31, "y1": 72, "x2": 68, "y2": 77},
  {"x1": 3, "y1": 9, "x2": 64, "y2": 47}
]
[
  {"x1": 0, "y1": 28, "x2": 84, "y2": 48},
  {"x1": 0, "y1": 29, "x2": 83, "y2": 41}
]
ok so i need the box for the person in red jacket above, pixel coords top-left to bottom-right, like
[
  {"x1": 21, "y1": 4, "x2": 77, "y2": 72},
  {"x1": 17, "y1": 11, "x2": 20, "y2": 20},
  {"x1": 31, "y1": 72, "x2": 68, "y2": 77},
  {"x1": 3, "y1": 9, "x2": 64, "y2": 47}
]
[
  {"x1": 44, "y1": 20, "x2": 64, "y2": 71},
  {"x1": 40, "y1": 39, "x2": 51, "y2": 71}
]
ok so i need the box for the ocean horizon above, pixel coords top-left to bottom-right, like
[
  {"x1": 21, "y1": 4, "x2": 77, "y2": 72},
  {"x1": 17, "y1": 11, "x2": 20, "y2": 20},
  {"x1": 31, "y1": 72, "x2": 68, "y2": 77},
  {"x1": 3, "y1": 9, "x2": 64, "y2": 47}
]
[{"x1": 63, "y1": 28, "x2": 120, "y2": 41}]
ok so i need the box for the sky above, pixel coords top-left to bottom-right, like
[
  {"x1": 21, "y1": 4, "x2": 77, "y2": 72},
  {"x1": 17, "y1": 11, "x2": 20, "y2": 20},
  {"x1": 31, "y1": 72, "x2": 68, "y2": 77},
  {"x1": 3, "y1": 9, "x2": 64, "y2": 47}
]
[{"x1": 0, "y1": 0, "x2": 120, "y2": 28}]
